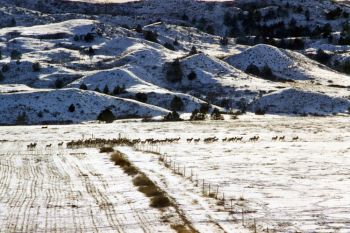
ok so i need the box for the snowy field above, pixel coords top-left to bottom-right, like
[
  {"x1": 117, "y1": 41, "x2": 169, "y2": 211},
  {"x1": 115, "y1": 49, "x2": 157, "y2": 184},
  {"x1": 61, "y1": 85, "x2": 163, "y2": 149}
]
[
  {"x1": 0, "y1": 140, "x2": 177, "y2": 232},
  {"x1": 0, "y1": 115, "x2": 349, "y2": 232}
]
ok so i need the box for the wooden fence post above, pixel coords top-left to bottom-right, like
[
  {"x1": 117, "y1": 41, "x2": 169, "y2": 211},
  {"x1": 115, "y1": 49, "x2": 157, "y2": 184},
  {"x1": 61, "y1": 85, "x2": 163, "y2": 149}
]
[{"x1": 242, "y1": 208, "x2": 244, "y2": 226}]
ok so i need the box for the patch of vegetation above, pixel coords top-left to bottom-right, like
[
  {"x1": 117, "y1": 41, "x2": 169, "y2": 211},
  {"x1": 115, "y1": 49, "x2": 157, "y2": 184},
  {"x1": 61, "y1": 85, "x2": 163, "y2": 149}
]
[
  {"x1": 32, "y1": 62, "x2": 41, "y2": 72},
  {"x1": 88, "y1": 46, "x2": 95, "y2": 56},
  {"x1": 135, "y1": 24, "x2": 143, "y2": 33},
  {"x1": 135, "y1": 92, "x2": 148, "y2": 103},
  {"x1": 112, "y1": 85, "x2": 126, "y2": 95},
  {"x1": 173, "y1": 38, "x2": 179, "y2": 46},
  {"x1": 100, "y1": 147, "x2": 114, "y2": 153},
  {"x1": 220, "y1": 36, "x2": 229, "y2": 46},
  {"x1": 37, "y1": 111, "x2": 43, "y2": 118},
  {"x1": 111, "y1": 151, "x2": 171, "y2": 208},
  {"x1": 190, "y1": 109, "x2": 206, "y2": 121},
  {"x1": 68, "y1": 104, "x2": 75, "y2": 112},
  {"x1": 0, "y1": 71, "x2": 4, "y2": 82},
  {"x1": 341, "y1": 60, "x2": 350, "y2": 74},
  {"x1": 170, "y1": 96, "x2": 184, "y2": 111},
  {"x1": 246, "y1": 64, "x2": 276, "y2": 80},
  {"x1": 97, "y1": 108, "x2": 116, "y2": 123},
  {"x1": 260, "y1": 65, "x2": 276, "y2": 81},
  {"x1": 111, "y1": 151, "x2": 132, "y2": 167},
  {"x1": 103, "y1": 85, "x2": 109, "y2": 94},
  {"x1": 314, "y1": 49, "x2": 332, "y2": 64},
  {"x1": 166, "y1": 59, "x2": 183, "y2": 83},
  {"x1": 79, "y1": 83, "x2": 88, "y2": 90},
  {"x1": 171, "y1": 224, "x2": 196, "y2": 233},
  {"x1": 164, "y1": 42, "x2": 175, "y2": 51},
  {"x1": 138, "y1": 185, "x2": 162, "y2": 197},
  {"x1": 10, "y1": 50, "x2": 21, "y2": 60},
  {"x1": 326, "y1": 7, "x2": 343, "y2": 20},
  {"x1": 199, "y1": 103, "x2": 210, "y2": 114},
  {"x1": 133, "y1": 174, "x2": 153, "y2": 186},
  {"x1": 2, "y1": 64, "x2": 9, "y2": 73},
  {"x1": 143, "y1": 30, "x2": 158, "y2": 43},
  {"x1": 187, "y1": 71, "x2": 197, "y2": 81},
  {"x1": 55, "y1": 79, "x2": 64, "y2": 88},
  {"x1": 84, "y1": 33, "x2": 94, "y2": 42},
  {"x1": 246, "y1": 64, "x2": 260, "y2": 76},
  {"x1": 16, "y1": 112, "x2": 27, "y2": 125},
  {"x1": 189, "y1": 46, "x2": 197, "y2": 55},
  {"x1": 150, "y1": 195, "x2": 171, "y2": 208},
  {"x1": 255, "y1": 108, "x2": 266, "y2": 115},
  {"x1": 164, "y1": 111, "x2": 182, "y2": 121},
  {"x1": 210, "y1": 108, "x2": 224, "y2": 120}
]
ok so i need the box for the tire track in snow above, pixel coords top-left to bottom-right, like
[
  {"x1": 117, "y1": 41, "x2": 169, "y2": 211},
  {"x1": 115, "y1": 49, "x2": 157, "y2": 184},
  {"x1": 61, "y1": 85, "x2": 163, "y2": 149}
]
[{"x1": 0, "y1": 141, "x2": 175, "y2": 233}]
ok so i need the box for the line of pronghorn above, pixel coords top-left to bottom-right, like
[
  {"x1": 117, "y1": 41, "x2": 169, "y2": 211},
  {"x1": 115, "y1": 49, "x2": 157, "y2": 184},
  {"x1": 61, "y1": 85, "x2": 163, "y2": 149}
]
[
  {"x1": 185, "y1": 135, "x2": 298, "y2": 143},
  {"x1": 26, "y1": 135, "x2": 300, "y2": 149}
]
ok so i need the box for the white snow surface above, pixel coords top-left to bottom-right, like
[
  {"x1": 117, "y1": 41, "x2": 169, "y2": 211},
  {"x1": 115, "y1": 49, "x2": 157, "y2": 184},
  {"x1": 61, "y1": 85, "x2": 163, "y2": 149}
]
[{"x1": 0, "y1": 115, "x2": 349, "y2": 232}]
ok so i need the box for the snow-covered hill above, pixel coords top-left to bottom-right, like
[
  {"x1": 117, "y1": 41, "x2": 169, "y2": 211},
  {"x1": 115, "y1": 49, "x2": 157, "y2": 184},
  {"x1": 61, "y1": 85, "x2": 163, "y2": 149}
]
[
  {"x1": 250, "y1": 88, "x2": 350, "y2": 115},
  {"x1": 0, "y1": 0, "x2": 349, "y2": 124},
  {"x1": 0, "y1": 88, "x2": 168, "y2": 125},
  {"x1": 67, "y1": 65, "x2": 212, "y2": 112},
  {"x1": 225, "y1": 44, "x2": 350, "y2": 87}
]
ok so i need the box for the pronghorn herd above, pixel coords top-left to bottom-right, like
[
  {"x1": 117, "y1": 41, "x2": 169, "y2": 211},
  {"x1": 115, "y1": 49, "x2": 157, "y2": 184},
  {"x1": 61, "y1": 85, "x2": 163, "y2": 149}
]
[{"x1": 26, "y1": 135, "x2": 300, "y2": 150}]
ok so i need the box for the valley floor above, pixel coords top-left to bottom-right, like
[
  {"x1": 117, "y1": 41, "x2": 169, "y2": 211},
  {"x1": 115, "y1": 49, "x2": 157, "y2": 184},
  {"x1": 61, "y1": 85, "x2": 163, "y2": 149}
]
[{"x1": 0, "y1": 115, "x2": 349, "y2": 232}]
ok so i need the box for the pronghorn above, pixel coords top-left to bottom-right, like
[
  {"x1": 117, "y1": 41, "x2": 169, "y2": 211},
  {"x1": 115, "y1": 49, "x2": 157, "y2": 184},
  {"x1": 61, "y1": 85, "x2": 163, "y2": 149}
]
[
  {"x1": 27, "y1": 143, "x2": 37, "y2": 149},
  {"x1": 249, "y1": 136, "x2": 259, "y2": 142},
  {"x1": 186, "y1": 138, "x2": 193, "y2": 143}
]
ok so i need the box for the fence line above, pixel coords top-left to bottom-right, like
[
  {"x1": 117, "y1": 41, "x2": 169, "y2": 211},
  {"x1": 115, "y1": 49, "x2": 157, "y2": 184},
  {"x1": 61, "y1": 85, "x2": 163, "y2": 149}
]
[{"x1": 133, "y1": 143, "x2": 264, "y2": 231}]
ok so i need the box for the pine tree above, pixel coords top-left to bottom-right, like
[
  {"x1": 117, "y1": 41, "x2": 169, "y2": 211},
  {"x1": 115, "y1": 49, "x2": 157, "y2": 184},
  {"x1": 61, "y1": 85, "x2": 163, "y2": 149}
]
[
  {"x1": 170, "y1": 96, "x2": 184, "y2": 111},
  {"x1": 97, "y1": 108, "x2": 116, "y2": 123},
  {"x1": 79, "y1": 83, "x2": 88, "y2": 90},
  {"x1": 0, "y1": 71, "x2": 4, "y2": 82},
  {"x1": 103, "y1": 85, "x2": 109, "y2": 94},
  {"x1": 68, "y1": 104, "x2": 75, "y2": 112}
]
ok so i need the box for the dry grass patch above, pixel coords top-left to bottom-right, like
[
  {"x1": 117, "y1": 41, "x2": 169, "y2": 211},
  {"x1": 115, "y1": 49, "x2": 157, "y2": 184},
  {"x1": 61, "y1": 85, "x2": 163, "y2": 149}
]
[
  {"x1": 150, "y1": 195, "x2": 171, "y2": 208},
  {"x1": 111, "y1": 151, "x2": 131, "y2": 167},
  {"x1": 111, "y1": 151, "x2": 139, "y2": 175},
  {"x1": 132, "y1": 172, "x2": 171, "y2": 208},
  {"x1": 133, "y1": 174, "x2": 153, "y2": 186},
  {"x1": 100, "y1": 146, "x2": 114, "y2": 153},
  {"x1": 124, "y1": 165, "x2": 139, "y2": 176},
  {"x1": 138, "y1": 185, "x2": 162, "y2": 197},
  {"x1": 111, "y1": 152, "x2": 171, "y2": 208},
  {"x1": 110, "y1": 150, "x2": 196, "y2": 232},
  {"x1": 171, "y1": 224, "x2": 197, "y2": 233}
]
